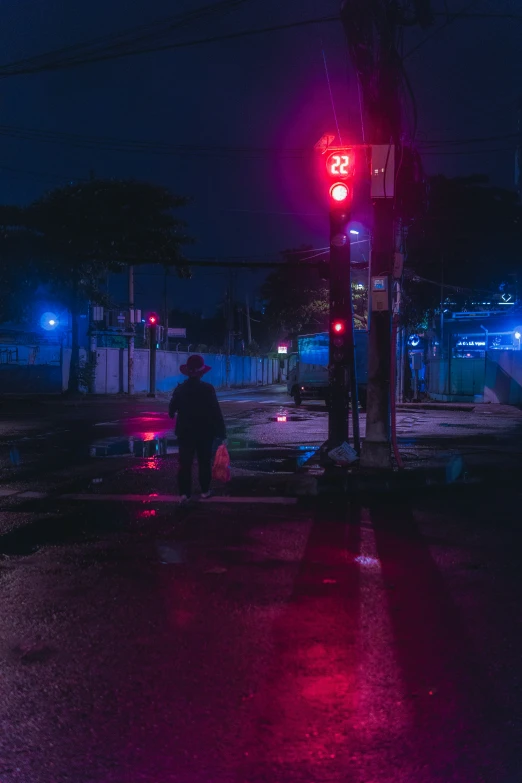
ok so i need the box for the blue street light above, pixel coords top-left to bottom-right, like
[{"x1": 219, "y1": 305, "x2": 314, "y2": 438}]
[{"x1": 40, "y1": 312, "x2": 59, "y2": 331}]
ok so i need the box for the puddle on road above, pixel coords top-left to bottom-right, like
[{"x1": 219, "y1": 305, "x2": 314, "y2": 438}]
[
  {"x1": 89, "y1": 426, "x2": 321, "y2": 474},
  {"x1": 269, "y1": 415, "x2": 308, "y2": 422},
  {"x1": 90, "y1": 435, "x2": 177, "y2": 458}
]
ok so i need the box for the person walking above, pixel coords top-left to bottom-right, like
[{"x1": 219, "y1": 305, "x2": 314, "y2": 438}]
[{"x1": 168, "y1": 354, "x2": 226, "y2": 503}]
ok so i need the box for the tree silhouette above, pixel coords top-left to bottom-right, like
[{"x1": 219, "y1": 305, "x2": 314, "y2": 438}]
[{"x1": 8, "y1": 179, "x2": 192, "y2": 392}]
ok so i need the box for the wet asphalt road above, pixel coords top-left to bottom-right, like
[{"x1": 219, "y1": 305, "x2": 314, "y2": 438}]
[{"x1": 0, "y1": 390, "x2": 522, "y2": 782}]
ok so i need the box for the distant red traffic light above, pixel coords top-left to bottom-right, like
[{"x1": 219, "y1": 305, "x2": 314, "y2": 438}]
[
  {"x1": 332, "y1": 320, "x2": 345, "y2": 334},
  {"x1": 148, "y1": 313, "x2": 159, "y2": 325}
]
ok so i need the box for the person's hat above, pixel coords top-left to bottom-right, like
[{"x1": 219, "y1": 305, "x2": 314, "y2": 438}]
[{"x1": 180, "y1": 354, "x2": 211, "y2": 377}]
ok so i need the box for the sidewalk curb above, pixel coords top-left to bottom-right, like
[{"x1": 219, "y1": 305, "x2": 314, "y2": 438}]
[
  {"x1": 289, "y1": 454, "x2": 478, "y2": 497},
  {"x1": 396, "y1": 403, "x2": 476, "y2": 412}
]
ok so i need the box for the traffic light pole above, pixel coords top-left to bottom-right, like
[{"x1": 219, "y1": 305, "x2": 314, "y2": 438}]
[
  {"x1": 328, "y1": 237, "x2": 351, "y2": 448},
  {"x1": 328, "y1": 195, "x2": 359, "y2": 455},
  {"x1": 128, "y1": 265, "x2": 135, "y2": 395},
  {"x1": 148, "y1": 324, "x2": 157, "y2": 398}
]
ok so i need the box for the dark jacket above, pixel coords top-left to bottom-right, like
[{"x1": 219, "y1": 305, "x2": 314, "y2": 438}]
[{"x1": 168, "y1": 378, "x2": 226, "y2": 441}]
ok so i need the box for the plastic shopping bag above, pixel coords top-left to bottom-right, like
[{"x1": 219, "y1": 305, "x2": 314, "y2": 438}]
[{"x1": 212, "y1": 444, "x2": 231, "y2": 483}]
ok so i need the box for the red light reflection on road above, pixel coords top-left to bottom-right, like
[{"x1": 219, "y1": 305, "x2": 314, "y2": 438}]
[{"x1": 239, "y1": 516, "x2": 361, "y2": 776}]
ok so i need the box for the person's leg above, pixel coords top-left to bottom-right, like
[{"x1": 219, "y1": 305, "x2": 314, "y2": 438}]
[
  {"x1": 196, "y1": 439, "x2": 213, "y2": 494},
  {"x1": 178, "y1": 439, "x2": 196, "y2": 498}
]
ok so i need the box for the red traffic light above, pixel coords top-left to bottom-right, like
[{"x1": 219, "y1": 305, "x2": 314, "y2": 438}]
[
  {"x1": 330, "y1": 182, "x2": 350, "y2": 202},
  {"x1": 147, "y1": 312, "x2": 159, "y2": 325},
  {"x1": 332, "y1": 320, "x2": 345, "y2": 334}
]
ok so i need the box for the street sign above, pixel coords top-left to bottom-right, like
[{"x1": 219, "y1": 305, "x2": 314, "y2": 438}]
[
  {"x1": 277, "y1": 345, "x2": 288, "y2": 354},
  {"x1": 371, "y1": 144, "x2": 395, "y2": 198},
  {"x1": 168, "y1": 327, "x2": 186, "y2": 338},
  {"x1": 314, "y1": 133, "x2": 336, "y2": 152}
]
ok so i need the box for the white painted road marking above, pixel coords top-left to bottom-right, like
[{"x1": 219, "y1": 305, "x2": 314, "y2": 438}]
[{"x1": 59, "y1": 493, "x2": 298, "y2": 505}]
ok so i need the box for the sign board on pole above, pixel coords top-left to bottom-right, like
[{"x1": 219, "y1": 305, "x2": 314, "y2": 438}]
[
  {"x1": 371, "y1": 144, "x2": 395, "y2": 198},
  {"x1": 277, "y1": 345, "x2": 288, "y2": 355},
  {"x1": 168, "y1": 327, "x2": 186, "y2": 338}
]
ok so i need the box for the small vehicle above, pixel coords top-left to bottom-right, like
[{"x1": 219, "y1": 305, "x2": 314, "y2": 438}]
[{"x1": 287, "y1": 331, "x2": 368, "y2": 409}]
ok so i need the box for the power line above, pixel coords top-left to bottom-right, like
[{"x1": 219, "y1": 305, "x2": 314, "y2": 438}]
[
  {"x1": 421, "y1": 145, "x2": 516, "y2": 156},
  {"x1": 0, "y1": 123, "x2": 313, "y2": 159},
  {"x1": 222, "y1": 208, "x2": 325, "y2": 215},
  {"x1": 0, "y1": 14, "x2": 338, "y2": 78},
  {"x1": 133, "y1": 258, "x2": 329, "y2": 269},
  {"x1": 432, "y1": 11, "x2": 522, "y2": 21},
  {"x1": 321, "y1": 47, "x2": 342, "y2": 146},
  {"x1": 0, "y1": 0, "x2": 254, "y2": 74},
  {"x1": 419, "y1": 132, "x2": 519, "y2": 148},
  {"x1": 404, "y1": 1, "x2": 481, "y2": 59},
  {"x1": 0, "y1": 162, "x2": 82, "y2": 182}
]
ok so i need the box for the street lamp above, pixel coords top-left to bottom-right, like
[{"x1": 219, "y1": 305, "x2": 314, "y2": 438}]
[{"x1": 40, "y1": 312, "x2": 59, "y2": 331}]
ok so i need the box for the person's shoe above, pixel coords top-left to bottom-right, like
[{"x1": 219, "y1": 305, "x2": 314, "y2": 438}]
[
  {"x1": 178, "y1": 495, "x2": 191, "y2": 505},
  {"x1": 200, "y1": 491, "x2": 212, "y2": 500}
]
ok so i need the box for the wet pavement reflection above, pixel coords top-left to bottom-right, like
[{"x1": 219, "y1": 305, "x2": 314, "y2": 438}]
[{"x1": 89, "y1": 408, "x2": 321, "y2": 473}]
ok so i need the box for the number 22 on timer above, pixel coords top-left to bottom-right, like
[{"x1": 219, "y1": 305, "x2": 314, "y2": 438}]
[{"x1": 330, "y1": 154, "x2": 349, "y2": 175}]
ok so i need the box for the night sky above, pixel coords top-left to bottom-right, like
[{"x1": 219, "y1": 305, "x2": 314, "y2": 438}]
[{"x1": 2, "y1": 0, "x2": 521, "y2": 314}]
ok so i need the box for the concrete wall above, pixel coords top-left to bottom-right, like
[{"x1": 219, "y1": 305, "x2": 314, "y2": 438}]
[
  {"x1": 93, "y1": 349, "x2": 280, "y2": 395},
  {"x1": 0, "y1": 342, "x2": 282, "y2": 395},
  {"x1": 484, "y1": 351, "x2": 522, "y2": 405},
  {"x1": 0, "y1": 342, "x2": 65, "y2": 394},
  {"x1": 428, "y1": 358, "x2": 485, "y2": 402},
  {"x1": 429, "y1": 352, "x2": 522, "y2": 404}
]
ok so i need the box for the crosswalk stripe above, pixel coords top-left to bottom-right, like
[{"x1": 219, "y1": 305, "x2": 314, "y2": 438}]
[{"x1": 59, "y1": 493, "x2": 297, "y2": 505}]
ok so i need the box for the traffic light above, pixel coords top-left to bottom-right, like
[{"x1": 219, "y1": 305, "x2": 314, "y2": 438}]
[
  {"x1": 324, "y1": 146, "x2": 358, "y2": 451},
  {"x1": 331, "y1": 319, "x2": 349, "y2": 364},
  {"x1": 329, "y1": 182, "x2": 350, "y2": 203},
  {"x1": 326, "y1": 149, "x2": 353, "y2": 250},
  {"x1": 147, "y1": 312, "x2": 159, "y2": 325}
]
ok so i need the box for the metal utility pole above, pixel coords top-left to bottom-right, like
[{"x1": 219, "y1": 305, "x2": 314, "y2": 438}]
[
  {"x1": 225, "y1": 273, "x2": 235, "y2": 388},
  {"x1": 245, "y1": 294, "x2": 252, "y2": 346},
  {"x1": 440, "y1": 253, "x2": 444, "y2": 352},
  {"x1": 163, "y1": 269, "x2": 169, "y2": 350},
  {"x1": 329, "y1": 207, "x2": 352, "y2": 449},
  {"x1": 341, "y1": 0, "x2": 406, "y2": 469},
  {"x1": 147, "y1": 318, "x2": 158, "y2": 398},
  {"x1": 516, "y1": 96, "x2": 522, "y2": 202},
  {"x1": 88, "y1": 301, "x2": 97, "y2": 395},
  {"x1": 128, "y1": 265, "x2": 135, "y2": 395}
]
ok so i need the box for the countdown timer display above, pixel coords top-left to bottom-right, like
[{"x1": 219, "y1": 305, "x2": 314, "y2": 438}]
[{"x1": 326, "y1": 150, "x2": 353, "y2": 179}]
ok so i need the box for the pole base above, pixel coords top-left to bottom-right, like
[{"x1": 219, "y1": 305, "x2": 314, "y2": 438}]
[
  {"x1": 360, "y1": 439, "x2": 392, "y2": 470},
  {"x1": 147, "y1": 393, "x2": 156, "y2": 398}
]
